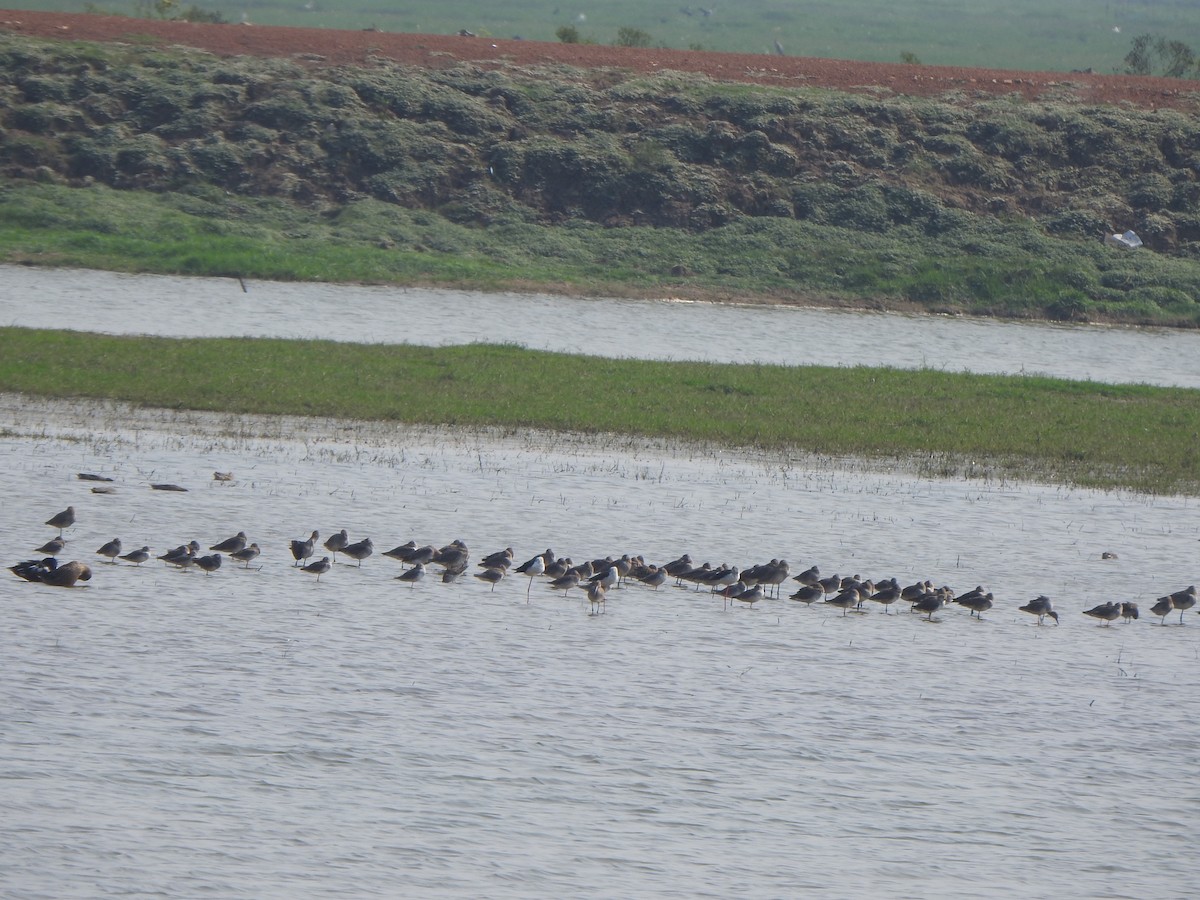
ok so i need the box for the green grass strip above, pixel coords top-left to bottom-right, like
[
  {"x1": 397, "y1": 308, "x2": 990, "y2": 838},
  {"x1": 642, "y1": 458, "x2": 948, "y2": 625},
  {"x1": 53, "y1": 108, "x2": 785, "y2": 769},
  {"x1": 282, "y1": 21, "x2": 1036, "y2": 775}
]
[{"x1": 2, "y1": 327, "x2": 1199, "y2": 494}]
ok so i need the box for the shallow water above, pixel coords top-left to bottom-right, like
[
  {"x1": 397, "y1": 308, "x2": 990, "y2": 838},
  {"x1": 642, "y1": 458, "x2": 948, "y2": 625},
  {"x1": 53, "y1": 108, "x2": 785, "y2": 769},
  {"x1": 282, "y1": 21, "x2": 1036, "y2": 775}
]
[
  {"x1": 2, "y1": 397, "x2": 1198, "y2": 897},
  {"x1": 4, "y1": 264, "x2": 1198, "y2": 387}
]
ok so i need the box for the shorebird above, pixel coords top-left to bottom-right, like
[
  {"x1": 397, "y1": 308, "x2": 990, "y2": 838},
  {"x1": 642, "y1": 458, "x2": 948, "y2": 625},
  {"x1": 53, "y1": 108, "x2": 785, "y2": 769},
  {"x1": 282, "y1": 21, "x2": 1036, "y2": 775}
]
[
  {"x1": 954, "y1": 590, "x2": 994, "y2": 619},
  {"x1": 9, "y1": 558, "x2": 58, "y2": 582},
  {"x1": 1019, "y1": 595, "x2": 1059, "y2": 625},
  {"x1": 586, "y1": 579, "x2": 606, "y2": 614},
  {"x1": 589, "y1": 565, "x2": 619, "y2": 593},
  {"x1": 706, "y1": 565, "x2": 740, "y2": 594},
  {"x1": 119, "y1": 546, "x2": 151, "y2": 566},
  {"x1": 548, "y1": 570, "x2": 581, "y2": 595},
  {"x1": 474, "y1": 567, "x2": 505, "y2": 592},
  {"x1": 869, "y1": 580, "x2": 902, "y2": 614},
  {"x1": 396, "y1": 562, "x2": 425, "y2": 588},
  {"x1": 1169, "y1": 585, "x2": 1196, "y2": 623},
  {"x1": 194, "y1": 553, "x2": 222, "y2": 575},
  {"x1": 1150, "y1": 597, "x2": 1173, "y2": 625},
  {"x1": 432, "y1": 542, "x2": 469, "y2": 572},
  {"x1": 290, "y1": 530, "x2": 319, "y2": 566},
  {"x1": 210, "y1": 531, "x2": 248, "y2": 554},
  {"x1": 718, "y1": 580, "x2": 748, "y2": 610},
  {"x1": 1083, "y1": 601, "x2": 1121, "y2": 626},
  {"x1": 231, "y1": 543, "x2": 261, "y2": 569},
  {"x1": 341, "y1": 537, "x2": 373, "y2": 567},
  {"x1": 384, "y1": 540, "x2": 417, "y2": 561},
  {"x1": 324, "y1": 529, "x2": 349, "y2": 561},
  {"x1": 41, "y1": 560, "x2": 92, "y2": 587},
  {"x1": 792, "y1": 564, "x2": 821, "y2": 586},
  {"x1": 441, "y1": 561, "x2": 468, "y2": 583},
  {"x1": 639, "y1": 567, "x2": 667, "y2": 590},
  {"x1": 520, "y1": 553, "x2": 545, "y2": 599},
  {"x1": 302, "y1": 556, "x2": 331, "y2": 582},
  {"x1": 825, "y1": 587, "x2": 860, "y2": 617},
  {"x1": 912, "y1": 592, "x2": 944, "y2": 621},
  {"x1": 159, "y1": 541, "x2": 200, "y2": 568},
  {"x1": 663, "y1": 554, "x2": 693, "y2": 583},
  {"x1": 789, "y1": 584, "x2": 823, "y2": 605},
  {"x1": 35, "y1": 536, "x2": 66, "y2": 556},
  {"x1": 514, "y1": 549, "x2": 552, "y2": 574},
  {"x1": 1120, "y1": 601, "x2": 1139, "y2": 623},
  {"x1": 480, "y1": 547, "x2": 514, "y2": 569},
  {"x1": 544, "y1": 557, "x2": 572, "y2": 580},
  {"x1": 45, "y1": 506, "x2": 75, "y2": 536},
  {"x1": 755, "y1": 559, "x2": 790, "y2": 598},
  {"x1": 734, "y1": 584, "x2": 764, "y2": 608},
  {"x1": 96, "y1": 538, "x2": 122, "y2": 563}
]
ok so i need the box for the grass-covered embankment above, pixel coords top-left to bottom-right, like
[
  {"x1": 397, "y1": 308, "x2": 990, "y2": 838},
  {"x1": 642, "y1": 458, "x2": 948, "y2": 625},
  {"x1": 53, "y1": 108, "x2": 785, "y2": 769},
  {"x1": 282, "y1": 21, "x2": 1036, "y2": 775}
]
[
  {"x1": 4, "y1": 31, "x2": 1200, "y2": 324},
  {"x1": 3, "y1": 327, "x2": 1198, "y2": 495}
]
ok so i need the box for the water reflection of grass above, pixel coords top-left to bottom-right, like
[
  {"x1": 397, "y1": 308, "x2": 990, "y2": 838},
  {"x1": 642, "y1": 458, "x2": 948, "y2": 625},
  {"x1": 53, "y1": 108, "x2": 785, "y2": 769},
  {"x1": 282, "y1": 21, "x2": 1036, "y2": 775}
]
[{"x1": 2, "y1": 327, "x2": 1197, "y2": 495}]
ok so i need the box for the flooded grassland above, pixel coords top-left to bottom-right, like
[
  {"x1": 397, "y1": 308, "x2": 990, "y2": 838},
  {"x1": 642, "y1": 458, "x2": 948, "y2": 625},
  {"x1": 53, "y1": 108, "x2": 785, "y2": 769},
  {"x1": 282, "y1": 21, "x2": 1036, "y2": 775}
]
[{"x1": 2, "y1": 395, "x2": 1198, "y2": 898}]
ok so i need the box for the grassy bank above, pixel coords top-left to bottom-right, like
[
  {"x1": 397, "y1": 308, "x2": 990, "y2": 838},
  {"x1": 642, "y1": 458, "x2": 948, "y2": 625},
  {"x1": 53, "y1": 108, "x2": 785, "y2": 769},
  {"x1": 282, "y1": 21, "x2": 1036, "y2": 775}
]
[
  {"x1": 3, "y1": 327, "x2": 1199, "y2": 495},
  {"x1": 5, "y1": 180, "x2": 1200, "y2": 325},
  {"x1": 4, "y1": 32, "x2": 1200, "y2": 325}
]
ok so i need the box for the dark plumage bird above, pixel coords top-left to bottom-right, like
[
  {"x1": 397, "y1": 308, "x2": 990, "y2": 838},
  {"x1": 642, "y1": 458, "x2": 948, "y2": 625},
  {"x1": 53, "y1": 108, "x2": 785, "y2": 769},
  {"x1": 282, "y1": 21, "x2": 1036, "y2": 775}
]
[
  {"x1": 480, "y1": 547, "x2": 515, "y2": 569},
  {"x1": 96, "y1": 538, "x2": 122, "y2": 563},
  {"x1": 45, "y1": 506, "x2": 75, "y2": 536},
  {"x1": 912, "y1": 592, "x2": 945, "y2": 621},
  {"x1": 734, "y1": 584, "x2": 765, "y2": 607},
  {"x1": 639, "y1": 567, "x2": 667, "y2": 590},
  {"x1": 290, "y1": 530, "x2": 319, "y2": 566},
  {"x1": 432, "y1": 541, "x2": 469, "y2": 571},
  {"x1": 586, "y1": 579, "x2": 606, "y2": 613},
  {"x1": 825, "y1": 588, "x2": 860, "y2": 616},
  {"x1": 302, "y1": 556, "x2": 331, "y2": 581},
  {"x1": 210, "y1": 531, "x2": 248, "y2": 554},
  {"x1": 474, "y1": 567, "x2": 505, "y2": 592},
  {"x1": 1019, "y1": 595, "x2": 1059, "y2": 625},
  {"x1": 159, "y1": 541, "x2": 200, "y2": 568},
  {"x1": 396, "y1": 562, "x2": 425, "y2": 588},
  {"x1": 441, "y1": 562, "x2": 467, "y2": 583},
  {"x1": 231, "y1": 543, "x2": 261, "y2": 568},
  {"x1": 789, "y1": 584, "x2": 823, "y2": 605},
  {"x1": 1120, "y1": 601, "x2": 1139, "y2": 623},
  {"x1": 1083, "y1": 601, "x2": 1121, "y2": 626},
  {"x1": 41, "y1": 560, "x2": 92, "y2": 587},
  {"x1": 341, "y1": 537, "x2": 373, "y2": 567},
  {"x1": 10, "y1": 557, "x2": 58, "y2": 582},
  {"x1": 548, "y1": 571, "x2": 581, "y2": 595},
  {"x1": 35, "y1": 536, "x2": 66, "y2": 556},
  {"x1": 954, "y1": 591, "x2": 994, "y2": 619},
  {"x1": 119, "y1": 546, "x2": 151, "y2": 566},
  {"x1": 384, "y1": 540, "x2": 417, "y2": 560},
  {"x1": 1169, "y1": 585, "x2": 1196, "y2": 623},
  {"x1": 324, "y1": 529, "x2": 349, "y2": 561},
  {"x1": 1150, "y1": 597, "x2": 1173, "y2": 625},
  {"x1": 194, "y1": 553, "x2": 222, "y2": 575},
  {"x1": 869, "y1": 580, "x2": 902, "y2": 614}
]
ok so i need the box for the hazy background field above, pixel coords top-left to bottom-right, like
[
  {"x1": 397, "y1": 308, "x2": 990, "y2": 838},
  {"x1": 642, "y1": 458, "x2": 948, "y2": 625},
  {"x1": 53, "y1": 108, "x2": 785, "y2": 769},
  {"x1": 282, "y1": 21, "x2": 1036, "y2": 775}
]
[{"x1": 13, "y1": 0, "x2": 1200, "y2": 73}]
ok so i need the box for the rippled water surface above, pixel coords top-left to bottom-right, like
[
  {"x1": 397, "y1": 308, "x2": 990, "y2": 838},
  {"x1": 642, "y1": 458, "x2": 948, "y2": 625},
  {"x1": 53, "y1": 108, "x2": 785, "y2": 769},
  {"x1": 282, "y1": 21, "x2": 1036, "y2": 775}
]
[
  {"x1": 4, "y1": 264, "x2": 1199, "y2": 386},
  {"x1": 2, "y1": 397, "x2": 1198, "y2": 897}
]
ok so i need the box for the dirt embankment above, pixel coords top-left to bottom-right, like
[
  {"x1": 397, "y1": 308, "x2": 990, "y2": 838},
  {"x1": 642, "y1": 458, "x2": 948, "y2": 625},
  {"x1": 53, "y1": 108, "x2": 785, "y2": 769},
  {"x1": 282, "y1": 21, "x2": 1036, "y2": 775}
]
[{"x1": 1, "y1": 8, "x2": 1196, "y2": 111}]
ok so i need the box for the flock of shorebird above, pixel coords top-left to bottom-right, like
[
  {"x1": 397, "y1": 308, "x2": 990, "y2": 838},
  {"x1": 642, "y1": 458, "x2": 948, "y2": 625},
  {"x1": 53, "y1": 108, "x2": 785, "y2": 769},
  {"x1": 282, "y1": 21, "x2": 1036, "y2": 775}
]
[{"x1": 9, "y1": 497, "x2": 1200, "y2": 627}]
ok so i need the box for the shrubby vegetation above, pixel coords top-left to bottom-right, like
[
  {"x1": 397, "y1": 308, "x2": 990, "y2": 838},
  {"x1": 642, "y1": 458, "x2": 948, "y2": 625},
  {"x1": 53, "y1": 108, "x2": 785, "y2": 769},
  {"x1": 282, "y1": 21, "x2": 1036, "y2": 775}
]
[{"x1": 2, "y1": 32, "x2": 1200, "y2": 324}]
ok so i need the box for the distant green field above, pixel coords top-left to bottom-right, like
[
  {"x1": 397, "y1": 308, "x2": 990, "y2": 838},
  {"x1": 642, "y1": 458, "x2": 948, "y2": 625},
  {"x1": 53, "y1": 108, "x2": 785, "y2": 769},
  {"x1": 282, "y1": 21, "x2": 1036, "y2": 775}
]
[{"x1": 21, "y1": 0, "x2": 1200, "y2": 72}]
